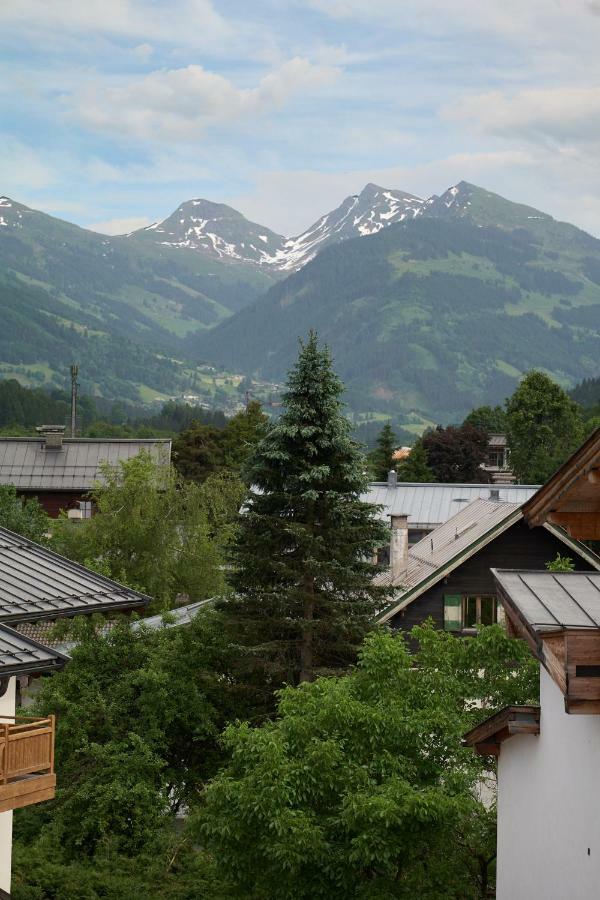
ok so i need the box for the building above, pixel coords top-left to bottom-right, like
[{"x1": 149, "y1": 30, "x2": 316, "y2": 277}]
[
  {"x1": 462, "y1": 427, "x2": 600, "y2": 900},
  {"x1": 465, "y1": 569, "x2": 600, "y2": 900},
  {"x1": 481, "y1": 433, "x2": 516, "y2": 484},
  {"x1": 374, "y1": 498, "x2": 600, "y2": 637},
  {"x1": 0, "y1": 428, "x2": 171, "y2": 517},
  {"x1": 0, "y1": 526, "x2": 149, "y2": 895},
  {"x1": 363, "y1": 475, "x2": 539, "y2": 549}
]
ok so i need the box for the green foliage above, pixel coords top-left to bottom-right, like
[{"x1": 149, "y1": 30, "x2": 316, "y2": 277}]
[
  {"x1": 219, "y1": 333, "x2": 389, "y2": 699},
  {"x1": 368, "y1": 422, "x2": 397, "y2": 480},
  {"x1": 421, "y1": 423, "x2": 489, "y2": 483},
  {"x1": 463, "y1": 405, "x2": 507, "y2": 433},
  {"x1": 396, "y1": 440, "x2": 435, "y2": 483},
  {"x1": 50, "y1": 451, "x2": 243, "y2": 605},
  {"x1": 0, "y1": 484, "x2": 49, "y2": 542},
  {"x1": 18, "y1": 611, "x2": 241, "y2": 857},
  {"x1": 545, "y1": 553, "x2": 576, "y2": 572},
  {"x1": 505, "y1": 371, "x2": 584, "y2": 483},
  {"x1": 173, "y1": 400, "x2": 268, "y2": 483},
  {"x1": 197, "y1": 625, "x2": 538, "y2": 899}
]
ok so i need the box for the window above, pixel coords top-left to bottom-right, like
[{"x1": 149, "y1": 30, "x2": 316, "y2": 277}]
[
  {"x1": 463, "y1": 595, "x2": 497, "y2": 629},
  {"x1": 79, "y1": 501, "x2": 93, "y2": 519}
]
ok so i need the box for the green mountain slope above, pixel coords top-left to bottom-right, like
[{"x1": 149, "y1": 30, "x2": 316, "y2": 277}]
[
  {"x1": 193, "y1": 183, "x2": 600, "y2": 423},
  {"x1": 0, "y1": 196, "x2": 275, "y2": 398}
]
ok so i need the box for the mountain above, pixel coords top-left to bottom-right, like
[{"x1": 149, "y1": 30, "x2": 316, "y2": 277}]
[
  {"x1": 0, "y1": 195, "x2": 274, "y2": 399},
  {"x1": 130, "y1": 198, "x2": 287, "y2": 265},
  {"x1": 193, "y1": 182, "x2": 600, "y2": 424},
  {"x1": 269, "y1": 184, "x2": 424, "y2": 271},
  {"x1": 129, "y1": 184, "x2": 424, "y2": 272}
]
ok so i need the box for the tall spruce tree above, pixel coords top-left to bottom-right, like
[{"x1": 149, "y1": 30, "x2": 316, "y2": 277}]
[
  {"x1": 220, "y1": 333, "x2": 388, "y2": 695},
  {"x1": 396, "y1": 440, "x2": 435, "y2": 483}
]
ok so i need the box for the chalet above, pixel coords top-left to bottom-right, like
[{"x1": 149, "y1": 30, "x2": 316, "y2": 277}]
[
  {"x1": 465, "y1": 569, "x2": 600, "y2": 900},
  {"x1": 0, "y1": 428, "x2": 171, "y2": 517},
  {"x1": 374, "y1": 498, "x2": 600, "y2": 637},
  {"x1": 0, "y1": 526, "x2": 149, "y2": 895},
  {"x1": 363, "y1": 475, "x2": 539, "y2": 550},
  {"x1": 481, "y1": 433, "x2": 515, "y2": 484}
]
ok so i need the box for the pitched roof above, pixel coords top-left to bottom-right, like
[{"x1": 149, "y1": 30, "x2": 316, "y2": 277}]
[
  {"x1": 131, "y1": 598, "x2": 212, "y2": 632},
  {"x1": 492, "y1": 569, "x2": 600, "y2": 633},
  {"x1": 363, "y1": 482, "x2": 539, "y2": 529},
  {"x1": 375, "y1": 499, "x2": 600, "y2": 624},
  {"x1": 0, "y1": 438, "x2": 171, "y2": 491},
  {"x1": 0, "y1": 623, "x2": 69, "y2": 676},
  {"x1": 0, "y1": 527, "x2": 150, "y2": 623}
]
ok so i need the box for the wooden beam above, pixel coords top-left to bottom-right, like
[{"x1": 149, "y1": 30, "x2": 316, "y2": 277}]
[
  {"x1": 0, "y1": 772, "x2": 55, "y2": 814},
  {"x1": 547, "y1": 511, "x2": 600, "y2": 540}
]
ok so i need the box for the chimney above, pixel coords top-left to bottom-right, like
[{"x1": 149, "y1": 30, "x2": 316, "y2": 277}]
[
  {"x1": 489, "y1": 488, "x2": 500, "y2": 501},
  {"x1": 36, "y1": 425, "x2": 66, "y2": 451},
  {"x1": 387, "y1": 469, "x2": 397, "y2": 488},
  {"x1": 390, "y1": 514, "x2": 409, "y2": 580}
]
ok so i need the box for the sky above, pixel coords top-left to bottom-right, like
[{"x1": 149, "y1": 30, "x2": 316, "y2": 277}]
[{"x1": 2, "y1": 0, "x2": 600, "y2": 237}]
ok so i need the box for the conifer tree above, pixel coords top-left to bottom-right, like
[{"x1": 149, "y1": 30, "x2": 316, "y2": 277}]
[
  {"x1": 220, "y1": 333, "x2": 388, "y2": 695},
  {"x1": 368, "y1": 422, "x2": 397, "y2": 480},
  {"x1": 396, "y1": 440, "x2": 436, "y2": 483}
]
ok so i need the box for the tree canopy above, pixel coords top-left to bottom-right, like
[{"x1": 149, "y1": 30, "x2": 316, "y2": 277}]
[
  {"x1": 198, "y1": 625, "x2": 538, "y2": 899},
  {"x1": 395, "y1": 440, "x2": 435, "y2": 483},
  {"x1": 505, "y1": 371, "x2": 584, "y2": 483},
  {"x1": 368, "y1": 422, "x2": 397, "y2": 480},
  {"x1": 421, "y1": 424, "x2": 489, "y2": 483},
  {"x1": 0, "y1": 484, "x2": 49, "y2": 542}
]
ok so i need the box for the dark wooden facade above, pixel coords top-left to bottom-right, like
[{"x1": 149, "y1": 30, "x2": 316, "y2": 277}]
[
  {"x1": 388, "y1": 521, "x2": 597, "y2": 637},
  {"x1": 18, "y1": 490, "x2": 89, "y2": 518}
]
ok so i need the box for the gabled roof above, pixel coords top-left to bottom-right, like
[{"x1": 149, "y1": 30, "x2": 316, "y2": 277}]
[
  {"x1": 375, "y1": 499, "x2": 600, "y2": 624},
  {"x1": 0, "y1": 438, "x2": 171, "y2": 491},
  {"x1": 363, "y1": 482, "x2": 539, "y2": 529},
  {"x1": 0, "y1": 527, "x2": 150, "y2": 623},
  {"x1": 492, "y1": 570, "x2": 600, "y2": 634},
  {"x1": 463, "y1": 705, "x2": 540, "y2": 757},
  {"x1": 0, "y1": 623, "x2": 69, "y2": 676}
]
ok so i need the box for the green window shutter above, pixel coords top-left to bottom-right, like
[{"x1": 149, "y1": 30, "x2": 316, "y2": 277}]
[{"x1": 444, "y1": 594, "x2": 462, "y2": 631}]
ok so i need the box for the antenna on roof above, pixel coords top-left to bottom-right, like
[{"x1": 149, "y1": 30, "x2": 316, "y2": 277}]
[{"x1": 70, "y1": 364, "x2": 79, "y2": 438}]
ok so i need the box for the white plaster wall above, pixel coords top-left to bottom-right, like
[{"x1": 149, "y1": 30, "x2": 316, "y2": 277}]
[
  {"x1": 497, "y1": 666, "x2": 600, "y2": 900},
  {"x1": 0, "y1": 677, "x2": 15, "y2": 895}
]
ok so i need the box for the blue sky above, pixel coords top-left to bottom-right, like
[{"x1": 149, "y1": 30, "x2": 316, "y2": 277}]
[{"x1": 2, "y1": 0, "x2": 600, "y2": 236}]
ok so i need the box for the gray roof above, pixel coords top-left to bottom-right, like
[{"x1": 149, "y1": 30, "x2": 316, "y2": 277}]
[
  {"x1": 492, "y1": 570, "x2": 600, "y2": 632},
  {"x1": 131, "y1": 599, "x2": 212, "y2": 632},
  {"x1": 0, "y1": 438, "x2": 171, "y2": 491},
  {"x1": 0, "y1": 623, "x2": 69, "y2": 676},
  {"x1": 376, "y1": 500, "x2": 600, "y2": 624},
  {"x1": 0, "y1": 527, "x2": 150, "y2": 623},
  {"x1": 364, "y1": 482, "x2": 539, "y2": 529}
]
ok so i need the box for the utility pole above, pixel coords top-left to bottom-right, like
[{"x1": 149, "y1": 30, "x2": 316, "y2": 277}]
[{"x1": 70, "y1": 364, "x2": 79, "y2": 437}]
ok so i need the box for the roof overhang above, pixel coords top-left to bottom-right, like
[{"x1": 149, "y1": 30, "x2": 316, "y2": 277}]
[
  {"x1": 0, "y1": 624, "x2": 70, "y2": 677},
  {"x1": 463, "y1": 705, "x2": 540, "y2": 756}
]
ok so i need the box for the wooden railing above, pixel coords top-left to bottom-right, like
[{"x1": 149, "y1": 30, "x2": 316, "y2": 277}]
[{"x1": 0, "y1": 715, "x2": 56, "y2": 812}]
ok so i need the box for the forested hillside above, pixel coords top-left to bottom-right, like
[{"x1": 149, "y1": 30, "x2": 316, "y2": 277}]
[{"x1": 194, "y1": 184, "x2": 600, "y2": 423}]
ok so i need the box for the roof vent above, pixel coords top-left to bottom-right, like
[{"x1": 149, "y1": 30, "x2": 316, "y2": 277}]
[
  {"x1": 387, "y1": 469, "x2": 397, "y2": 489},
  {"x1": 36, "y1": 425, "x2": 66, "y2": 451},
  {"x1": 489, "y1": 488, "x2": 500, "y2": 501}
]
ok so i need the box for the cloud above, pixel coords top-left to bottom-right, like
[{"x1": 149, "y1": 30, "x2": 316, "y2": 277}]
[
  {"x1": 68, "y1": 58, "x2": 341, "y2": 141},
  {"x1": 0, "y1": 138, "x2": 57, "y2": 192},
  {"x1": 0, "y1": 0, "x2": 230, "y2": 48},
  {"x1": 87, "y1": 215, "x2": 153, "y2": 234},
  {"x1": 445, "y1": 87, "x2": 600, "y2": 145}
]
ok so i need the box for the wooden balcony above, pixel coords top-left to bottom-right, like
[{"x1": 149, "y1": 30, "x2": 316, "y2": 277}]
[{"x1": 0, "y1": 715, "x2": 56, "y2": 813}]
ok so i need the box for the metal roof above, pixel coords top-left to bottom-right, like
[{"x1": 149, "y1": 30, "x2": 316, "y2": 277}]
[
  {"x1": 376, "y1": 499, "x2": 523, "y2": 615},
  {"x1": 492, "y1": 569, "x2": 600, "y2": 632},
  {"x1": 0, "y1": 624, "x2": 69, "y2": 676},
  {"x1": 0, "y1": 527, "x2": 150, "y2": 623},
  {"x1": 0, "y1": 438, "x2": 171, "y2": 491},
  {"x1": 131, "y1": 599, "x2": 213, "y2": 632},
  {"x1": 363, "y1": 482, "x2": 539, "y2": 529}
]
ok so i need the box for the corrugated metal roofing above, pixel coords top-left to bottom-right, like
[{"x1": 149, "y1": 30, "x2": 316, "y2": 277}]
[
  {"x1": 0, "y1": 623, "x2": 68, "y2": 675},
  {"x1": 375, "y1": 499, "x2": 522, "y2": 595},
  {"x1": 492, "y1": 570, "x2": 600, "y2": 632},
  {"x1": 363, "y1": 482, "x2": 539, "y2": 529},
  {"x1": 0, "y1": 438, "x2": 171, "y2": 490},
  {"x1": 131, "y1": 599, "x2": 212, "y2": 632},
  {"x1": 0, "y1": 527, "x2": 149, "y2": 623}
]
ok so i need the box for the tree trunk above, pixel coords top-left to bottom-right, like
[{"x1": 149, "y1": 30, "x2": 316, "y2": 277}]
[{"x1": 299, "y1": 572, "x2": 315, "y2": 683}]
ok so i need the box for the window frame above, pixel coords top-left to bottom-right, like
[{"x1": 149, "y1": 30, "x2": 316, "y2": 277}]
[{"x1": 461, "y1": 594, "x2": 498, "y2": 631}]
